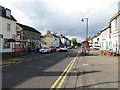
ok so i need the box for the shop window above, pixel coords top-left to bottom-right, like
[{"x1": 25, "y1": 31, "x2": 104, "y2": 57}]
[{"x1": 3, "y1": 39, "x2": 10, "y2": 49}]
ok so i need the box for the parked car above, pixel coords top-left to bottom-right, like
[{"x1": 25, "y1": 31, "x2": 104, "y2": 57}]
[
  {"x1": 67, "y1": 46, "x2": 72, "y2": 49},
  {"x1": 39, "y1": 46, "x2": 51, "y2": 53},
  {"x1": 49, "y1": 46, "x2": 57, "y2": 52},
  {"x1": 81, "y1": 49, "x2": 89, "y2": 55},
  {"x1": 59, "y1": 46, "x2": 68, "y2": 52},
  {"x1": 93, "y1": 46, "x2": 100, "y2": 50},
  {"x1": 56, "y1": 47, "x2": 60, "y2": 51}
]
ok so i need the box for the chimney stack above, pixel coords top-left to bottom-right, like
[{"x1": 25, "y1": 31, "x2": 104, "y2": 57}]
[{"x1": 47, "y1": 30, "x2": 51, "y2": 35}]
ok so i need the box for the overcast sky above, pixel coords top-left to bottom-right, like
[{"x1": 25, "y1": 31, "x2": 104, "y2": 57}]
[{"x1": 0, "y1": 0, "x2": 119, "y2": 42}]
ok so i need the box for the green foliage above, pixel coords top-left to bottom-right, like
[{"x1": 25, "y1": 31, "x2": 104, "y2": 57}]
[
  {"x1": 72, "y1": 38, "x2": 77, "y2": 45},
  {"x1": 87, "y1": 37, "x2": 92, "y2": 41}
]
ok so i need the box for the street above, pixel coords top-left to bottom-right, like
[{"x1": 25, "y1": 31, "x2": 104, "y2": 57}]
[{"x1": 2, "y1": 48, "x2": 119, "y2": 89}]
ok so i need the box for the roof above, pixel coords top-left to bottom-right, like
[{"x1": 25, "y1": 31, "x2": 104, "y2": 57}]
[
  {"x1": 61, "y1": 35, "x2": 69, "y2": 40},
  {"x1": 100, "y1": 26, "x2": 110, "y2": 33},
  {"x1": 110, "y1": 11, "x2": 120, "y2": 22},
  {"x1": 0, "y1": 5, "x2": 17, "y2": 21},
  {"x1": 52, "y1": 34, "x2": 60, "y2": 38},
  {"x1": 43, "y1": 32, "x2": 60, "y2": 38},
  {"x1": 17, "y1": 23, "x2": 41, "y2": 34}
]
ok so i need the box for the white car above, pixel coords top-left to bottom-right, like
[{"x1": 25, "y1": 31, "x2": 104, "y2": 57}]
[
  {"x1": 93, "y1": 46, "x2": 100, "y2": 50},
  {"x1": 39, "y1": 46, "x2": 51, "y2": 53},
  {"x1": 59, "y1": 46, "x2": 68, "y2": 52}
]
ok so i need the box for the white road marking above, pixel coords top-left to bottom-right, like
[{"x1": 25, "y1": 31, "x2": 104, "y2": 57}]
[{"x1": 82, "y1": 64, "x2": 88, "y2": 66}]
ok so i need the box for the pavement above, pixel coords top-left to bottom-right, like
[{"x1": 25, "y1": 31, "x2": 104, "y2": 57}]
[
  {"x1": 2, "y1": 49, "x2": 119, "y2": 89},
  {"x1": 60, "y1": 51, "x2": 119, "y2": 89}
]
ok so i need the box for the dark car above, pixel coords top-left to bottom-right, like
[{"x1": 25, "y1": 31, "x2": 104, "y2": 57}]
[{"x1": 49, "y1": 46, "x2": 57, "y2": 52}]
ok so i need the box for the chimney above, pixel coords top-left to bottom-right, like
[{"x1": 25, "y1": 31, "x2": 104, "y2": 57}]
[
  {"x1": 47, "y1": 30, "x2": 51, "y2": 35},
  {"x1": 6, "y1": 8, "x2": 11, "y2": 17}
]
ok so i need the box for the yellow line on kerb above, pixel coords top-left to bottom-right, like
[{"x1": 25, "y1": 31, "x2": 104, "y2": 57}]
[{"x1": 50, "y1": 51, "x2": 80, "y2": 90}]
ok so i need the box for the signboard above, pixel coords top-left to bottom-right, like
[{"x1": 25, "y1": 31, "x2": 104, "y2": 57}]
[{"x1": 12, "y1": 34, "x2": 15, "y2": 39}]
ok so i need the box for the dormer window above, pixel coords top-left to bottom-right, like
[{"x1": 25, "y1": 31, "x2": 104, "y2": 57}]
[{"x1": 6, "y1": 8, "x2": 11, "y2": 17}]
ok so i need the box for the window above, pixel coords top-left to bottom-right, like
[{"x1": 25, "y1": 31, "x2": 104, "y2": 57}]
[
  {"x1": 6, "y1": 9, "x2": 11, "y2": 17},
  {"x1": 3, "y1": 39, "x2": 10, "y2": 49},
  {"x1": 97, "y1": 38, "x2": 99, "y2": 41},
  {"x1": 7, "y1": 23, "x2": 10, "y2": 31}
]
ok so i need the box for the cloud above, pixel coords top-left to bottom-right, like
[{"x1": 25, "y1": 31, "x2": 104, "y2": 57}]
[{"x1": 0, "y1": 0, "x2": 119, "y2": 41}]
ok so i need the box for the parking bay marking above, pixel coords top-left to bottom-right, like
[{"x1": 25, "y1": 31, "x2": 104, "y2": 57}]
[{"x1": 50, "y1": 51, "x2": 80, "y2": 89}]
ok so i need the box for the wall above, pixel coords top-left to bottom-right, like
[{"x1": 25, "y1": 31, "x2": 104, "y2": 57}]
[
  {"x1": 54, "y1": 37, "x2": 60, "y2": 47},
  {"x1": 0, "y1": 17, "x2": 16, "y2": 53},
  {"x1": 43, "y1": 35, "x2": 54, "y2": 46},
  {"x1": 110, "y1": 14, "x2": 120, "y2": 54}
]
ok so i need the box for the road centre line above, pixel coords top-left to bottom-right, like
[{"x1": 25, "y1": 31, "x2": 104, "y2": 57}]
[
  {"x1": 56, "y1": 55, "x2": 78, "y2": 89},
  {"x1": 50, "y1": 51, "x2": 80, "y2": 89},
  {"x1": 50, "y1": 58, "x2": 75, "y2": 89}
]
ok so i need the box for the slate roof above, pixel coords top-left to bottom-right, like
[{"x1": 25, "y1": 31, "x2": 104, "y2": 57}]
[
  {"x1": 17, "y1": 23, "x2": 41, "y2": 34},
  {"x1": 0, "y1": 5, "x2": 17, "y2": 21},
  {"x1": 52, "y1": 34, "x2": 60, "y2": 38}
]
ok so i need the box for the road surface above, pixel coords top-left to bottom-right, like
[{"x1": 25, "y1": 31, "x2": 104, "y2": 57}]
[{"x1": 2, "y1": 48, "x2": 119, "y2": 89}]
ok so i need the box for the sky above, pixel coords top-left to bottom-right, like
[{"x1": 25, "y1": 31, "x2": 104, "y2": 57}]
[{"x1": 0, "y1": 0, "x2": 119, "y2": 42}]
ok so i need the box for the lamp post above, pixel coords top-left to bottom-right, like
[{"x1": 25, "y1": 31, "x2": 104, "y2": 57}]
[{"x1": 81, "y1": 18, "x2": 88, "y2": 41}]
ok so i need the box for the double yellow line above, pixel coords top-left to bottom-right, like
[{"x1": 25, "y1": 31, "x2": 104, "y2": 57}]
[{"x1": 50, "y1": 51, "x2": 80, "y2": 89}]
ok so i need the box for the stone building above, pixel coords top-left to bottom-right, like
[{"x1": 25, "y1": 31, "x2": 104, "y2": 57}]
[{"x1": 43, "y1": 30, "x2": 60, "y2": 47}]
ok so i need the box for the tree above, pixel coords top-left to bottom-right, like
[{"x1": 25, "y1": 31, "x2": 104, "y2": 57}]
[
  {"x1": 72, "y1": 38, "x2": 77, "y2": 45},
  {"x1": 87, "y1": 37, "x2": 92, "y2": 41}
]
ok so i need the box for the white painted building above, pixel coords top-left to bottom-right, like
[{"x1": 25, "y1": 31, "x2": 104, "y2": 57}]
[
  {"x1": 0, "y1": 6, "x2": 17, "y2": 53},
  {"x1": 60, "y1": 36, "x2": 67, "y2": 44},
  {"x1": 100, "y1": 26, "x2": 111, "y2": 50},
  {"x1": 54, "y1": 36, "x2": 60, "y2": 47},
  {"x1": 92, "y1": 34, "x2": 101, "y2": 50},
  {"x1": 109, "y1": 11, "x2": 120, "y2": 54}
]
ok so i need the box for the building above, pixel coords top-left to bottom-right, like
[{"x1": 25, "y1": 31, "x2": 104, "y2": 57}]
[
  {"x1": 109, "y1": 11, "x2": 120, "y2": 54},
  {"x1": 0, "y1": 6, "x2": 17, "y2": 53},
  {"x1": 59, "y1": 34, "x2": 69, "y2": 47},
  {"x1": 100, "y1": 26, "x2": 111, "y2": 50},
  {"x1": 43, "y1": 30, "x2": 60, "y2": 47},
  {"x1": 16, "y1": 23, "x2": 42, "y2": 50},
  {"x1": 92, "y1": 34, "x2": 101, "y2": 50}
]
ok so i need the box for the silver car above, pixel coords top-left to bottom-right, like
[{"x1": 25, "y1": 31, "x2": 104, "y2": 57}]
[
  {"x1": 39, "y1": 46, "x2": 51, "y2": 53},
  {"x1": 59, "y1": 46, "x2": 68, "y2": 52}
]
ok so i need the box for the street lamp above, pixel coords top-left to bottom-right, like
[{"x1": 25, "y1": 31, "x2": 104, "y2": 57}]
[{"x1": 81, "y1": 18, "x2": 88, "y2": 41}]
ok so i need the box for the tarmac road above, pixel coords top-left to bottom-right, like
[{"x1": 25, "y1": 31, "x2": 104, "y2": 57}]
[{"x1": 2, "y1": 49, "x2": 79, "y2": 89}]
